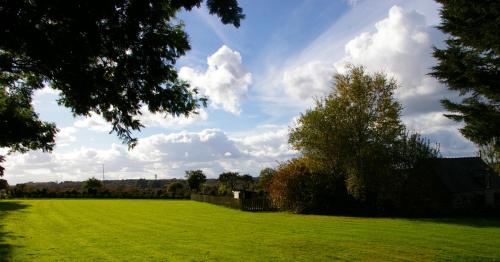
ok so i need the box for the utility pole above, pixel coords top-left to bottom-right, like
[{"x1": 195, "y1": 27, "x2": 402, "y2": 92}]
[{"x1": 102, "y1": 164, "x2": 105, "y2": 182}]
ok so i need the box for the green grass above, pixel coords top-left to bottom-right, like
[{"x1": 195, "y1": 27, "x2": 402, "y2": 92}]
[{"x1": 1, "y1": 200, "x2": 500, "y2": 261}]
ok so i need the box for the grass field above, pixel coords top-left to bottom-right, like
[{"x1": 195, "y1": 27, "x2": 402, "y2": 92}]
[{"x1": 1, "y1": 200, "x2": 500, "y2": 261}]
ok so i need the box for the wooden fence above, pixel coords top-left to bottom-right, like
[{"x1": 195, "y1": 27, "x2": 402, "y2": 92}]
[
  {"x1": 191, "y1": 194, "x2": 241, "y2": 209},
  {"x1": 191, "y1": 193, "x2": 276, "y2": 212}
]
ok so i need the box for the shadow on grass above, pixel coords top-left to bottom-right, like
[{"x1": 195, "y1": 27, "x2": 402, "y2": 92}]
[{"x1": 0, "y1": 201, "x2": 30, "y2": 262}]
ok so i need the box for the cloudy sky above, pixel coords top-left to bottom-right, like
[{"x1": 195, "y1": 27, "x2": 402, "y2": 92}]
[{"x1": 2, "y1": 0, "x2": 476, "y2": 184}]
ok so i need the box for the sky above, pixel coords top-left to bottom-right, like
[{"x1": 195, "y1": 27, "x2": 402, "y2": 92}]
[{"x1": 2, "y1": 0, "x2": 477, "y2": 184}]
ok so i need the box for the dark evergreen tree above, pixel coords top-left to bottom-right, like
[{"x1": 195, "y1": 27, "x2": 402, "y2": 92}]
[{"x1": 431, "y1": 0, "x2": 499, "y2": 151}]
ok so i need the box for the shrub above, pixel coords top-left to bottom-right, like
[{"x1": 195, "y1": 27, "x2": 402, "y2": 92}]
[{"x1": 269, "y1": 158, "x2": 346, "y2": 214}]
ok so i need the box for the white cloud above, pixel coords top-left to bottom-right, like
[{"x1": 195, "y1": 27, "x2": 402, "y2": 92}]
[
  {"x1": 180, "y1": 45, "x2": 252, "y2": 115},
  {"x1": 3, "y1": 126, "x2": 295, "y2": 184},
  {"x1": 232, "y1": 125, "x2": 297, "y2": 158},
  {"x1": 73, "y1": 107, "x2": 208, "y2": 132},
  {"x1": 74, "y1": 113, "x2": 112, "y2": 132},
  {"x1": 138, "y1": 108, "x2": 208, "y2": 129},
  {"x1": 282, "y1": 61, "x2": 335, "y2": 103},
  {"x1": 334, "y1": 6, "x2": 445, "y2": 104},
  {"x1": 56, "y1": 127, "x2": 77, "y2": 147},
  {"x1": 34, "y1": 85, "x2": 60, "y2": 96}
]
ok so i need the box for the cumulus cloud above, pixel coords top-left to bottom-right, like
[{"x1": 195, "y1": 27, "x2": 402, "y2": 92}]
[
  {"x1": 3, "y1": 126, "x2": 295, "y2": 184},
  {"x1": 232, "y1": 125, "x2": 297, "y2": 159},
  {"x1": 335, "y1": 6, "x2": 446, "y2": 103},
  {"x1": 138, "y1": 107, "x2": 208, "y2": 129},
  {"x1": 73, "y1": 107, "x2": 208, "y2": 132},
  {"x1": 74, "y1": 113, "x2": 112, "y2": 132},
  {"x1": 282, "y1": 61, "x2": 335, "y2": 103},
  {"x1": 130, "y1": 129, "x2": 241, "y2": 162},
  {"x1": 56, "y1": 127, "x2": 77, "y2": 147},
  {"x1": 179, "y1": 45, "x2": 252, "y2": 115}
]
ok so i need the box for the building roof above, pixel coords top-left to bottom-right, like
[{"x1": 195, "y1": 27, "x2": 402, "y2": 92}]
[{"x1": 424, "y1": 157, "x2": 500, "y2": 193}]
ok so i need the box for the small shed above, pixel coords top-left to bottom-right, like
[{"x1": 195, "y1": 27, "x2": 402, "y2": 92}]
[{"x1": 232, "y1": 190, "x2": 240, "y2": 199}]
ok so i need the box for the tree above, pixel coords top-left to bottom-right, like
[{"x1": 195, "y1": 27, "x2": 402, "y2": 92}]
[
  {"x1": 268, "y1": 158, "x2": 343, "y2": 214},
  {"x1": 0, "y1": 178, "x2": 9, "y2": 199},
  {"x1": 431, "y1": 0, "x2": 500, "y2": 152},
  {"x1": 136, "y1": 178, "x2": 149, "y2": 190},
  {"x1": 218, "y1": 172, "x2": 239, "y2": 191},
  {"x1": 185, "y1": 170, "x2": 206, "y2": 192},
  {"x1": 166, "y1": 181, "x2": 185, "y2": 198},
  {"x1": 0, "y1": 0, "x2": 244, "y2": 171},
  {"x1": 479, "y1": 139, "x2": 500, "y2": 175},
  {"x1": 236, "y1": 174, "x2": 254, "y2": 191},
  {"x1": 83, "y1": 177, "x2": 102, "y2": 194},
  {"x1": 257, "y1": 168, "x2": 276, "y2": 192},
  {"x1": 289, "y1": 66, "x2": 439, "y2": 205},
  {"x1": 0, "y1": 179, "x2": 8, "y2": 190},
  {"x1": 0, "y1": 88, "x2": 57, "y2": 156}
]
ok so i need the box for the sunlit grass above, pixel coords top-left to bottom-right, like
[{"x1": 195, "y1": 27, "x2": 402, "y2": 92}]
[{"x1": 1, "y1": 199, "x2": 499, "y2": 261}]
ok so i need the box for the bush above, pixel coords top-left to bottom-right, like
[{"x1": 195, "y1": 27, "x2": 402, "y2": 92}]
[
  {"x1": 269, "y1": 158, "x2": 348, "y2": 214},
  {"x1": 166, "y1": 182, "x2": 186, "y2": 198}
]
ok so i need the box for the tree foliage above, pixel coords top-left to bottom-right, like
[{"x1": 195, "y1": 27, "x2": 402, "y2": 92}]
[
  {"x1": 431, "y1": 0, "x2": 500, "y2": 152},
  {"x1": 83, "y1": 177, "x2": 103, "y2": 194},
  {"x1": 479, "y1": 139, "x2": 500, "y2": 175},
  {"x1": 0, "y1": 178, "x2": 8, "y2": 190},
  {"x1": 238, "y1": 174, "x2": 254, "y2": 191},
  {"x1": 218, "y1": 172, "x2": 239, "y2": 191},
  {"x1": 0, "y1": 0, "x2": 243, "y2": 148},
  {"x1": 185, "y1": 170, "x2": 206, "y2": 192},
  {"x1": 257, "y1": 167, "x2": 276, "y2": 192},
  {"x1": 289, "y1": 66, "x2": 439, "y2": 205},
  {"x1": 0, "y1": 88, "x2": 57, "y2": 153},
  {"x1": 166, "y1": 181, "x2": 186, "y2": 197},
  {"x1": 268, "y1": 158, "x2": 345, "y2": 214},
  {"x1": 0, "y1": 0, "x2": 244, "y2": 176}
]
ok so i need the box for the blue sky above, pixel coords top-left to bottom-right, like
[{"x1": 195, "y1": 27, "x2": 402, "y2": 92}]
[{"x1": 2, "y1": 0, "x2": 476, "y2": 184}]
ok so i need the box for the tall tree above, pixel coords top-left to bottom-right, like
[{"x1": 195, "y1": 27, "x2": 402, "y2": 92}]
[
  {"x1": 218, "y1": 172, "x2": 239, "y2": 191},
  {"x1": 431, "y1": 0, "x2": 499, "y2": 151},
  {"x1": 289, "y1": 66, "x2": 439, "y2": 202},
  {"x1": 0, "y1": 0, "x2": 244, "y2": 174},
  {"x1": 185, "y1": 170, "x2": 206, "y2": 192},
  {"x1": 257, "y1": 167, "x2": 276, "y2": 192}
]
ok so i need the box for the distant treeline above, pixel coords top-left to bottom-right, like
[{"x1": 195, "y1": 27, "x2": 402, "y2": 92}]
[
  {"x1": 5, "y1": 178, "x2": 203, "y2": 199},
  {"x1": 2, "y1": 172, "x2": 264, "y2": 200}
]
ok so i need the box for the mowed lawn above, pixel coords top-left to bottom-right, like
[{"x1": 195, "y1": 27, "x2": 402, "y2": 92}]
[{"x1": 1, "y1": 200, "x2": 500, "y2": 261}]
